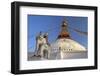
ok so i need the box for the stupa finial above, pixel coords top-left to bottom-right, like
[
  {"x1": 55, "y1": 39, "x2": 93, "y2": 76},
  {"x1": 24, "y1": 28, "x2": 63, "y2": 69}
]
[{"x1": 58, "y1": 17, "x2": 70, "y2": 39}]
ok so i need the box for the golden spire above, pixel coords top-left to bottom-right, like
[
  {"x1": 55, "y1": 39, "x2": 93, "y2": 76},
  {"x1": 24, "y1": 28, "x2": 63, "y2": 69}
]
[{"x1": 58, "y1": 17, "x2": 70, "y2": 39}]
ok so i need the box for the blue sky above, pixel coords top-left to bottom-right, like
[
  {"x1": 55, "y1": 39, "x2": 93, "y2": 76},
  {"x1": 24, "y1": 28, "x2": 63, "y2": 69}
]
[{"x1": 28, "y1": 15, "x2": 88, "y2": 52}]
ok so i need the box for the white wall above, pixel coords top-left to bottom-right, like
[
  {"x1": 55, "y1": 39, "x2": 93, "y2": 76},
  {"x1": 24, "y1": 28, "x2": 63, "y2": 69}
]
[{"x1": 0, "y1": 0, "x2": 99, "y2": 76}]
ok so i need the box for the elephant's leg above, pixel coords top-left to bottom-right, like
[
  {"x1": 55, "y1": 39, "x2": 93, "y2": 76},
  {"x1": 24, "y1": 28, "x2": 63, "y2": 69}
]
[{"x1": 40, "y1": 49, "x2": 44, "y2": 59}]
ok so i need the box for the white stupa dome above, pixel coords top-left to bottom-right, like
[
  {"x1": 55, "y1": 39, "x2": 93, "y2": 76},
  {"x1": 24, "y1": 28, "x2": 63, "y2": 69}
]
[
  {"x1": 49, "y1": 18, "x2": 87, "y2": 59},
  {"x1": 51, "y1": 38, "x2": 86, "y2": 53}
]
